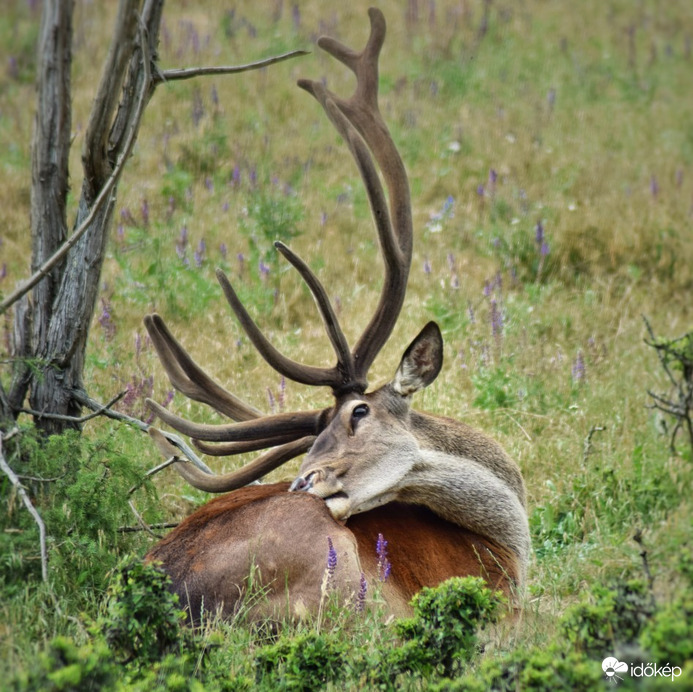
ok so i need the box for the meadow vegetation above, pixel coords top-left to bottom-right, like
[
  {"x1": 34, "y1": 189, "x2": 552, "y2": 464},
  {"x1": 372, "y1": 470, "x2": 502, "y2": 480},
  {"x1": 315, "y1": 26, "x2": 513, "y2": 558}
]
[{"x1": 1, "y1": 0, "x2": 692, "y2": 688}]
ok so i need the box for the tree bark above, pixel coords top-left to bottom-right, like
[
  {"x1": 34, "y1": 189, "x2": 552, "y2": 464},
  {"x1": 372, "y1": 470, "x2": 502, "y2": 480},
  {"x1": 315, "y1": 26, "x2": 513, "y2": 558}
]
[{"x1": 8, "y1": 0, "x2": 164, "y2": 434}]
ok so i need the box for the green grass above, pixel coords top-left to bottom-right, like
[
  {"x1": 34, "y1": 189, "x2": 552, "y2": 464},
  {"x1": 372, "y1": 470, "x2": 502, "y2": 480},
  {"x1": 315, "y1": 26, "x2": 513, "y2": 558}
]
[{"x1": 1, "y1": 0, "x2": 693, "y2": 688}]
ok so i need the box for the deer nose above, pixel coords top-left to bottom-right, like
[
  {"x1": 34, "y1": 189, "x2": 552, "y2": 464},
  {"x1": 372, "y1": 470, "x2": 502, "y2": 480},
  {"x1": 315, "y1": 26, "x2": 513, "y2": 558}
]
[{"x1": 289, "y1": 473, "x2": 314, "y2": 492}]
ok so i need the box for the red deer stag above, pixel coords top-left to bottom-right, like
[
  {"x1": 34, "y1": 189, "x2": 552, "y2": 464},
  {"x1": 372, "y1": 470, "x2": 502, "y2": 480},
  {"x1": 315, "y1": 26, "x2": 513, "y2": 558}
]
[{"x1": 144, "y1": 8, "x2": 530, "y2": 623}]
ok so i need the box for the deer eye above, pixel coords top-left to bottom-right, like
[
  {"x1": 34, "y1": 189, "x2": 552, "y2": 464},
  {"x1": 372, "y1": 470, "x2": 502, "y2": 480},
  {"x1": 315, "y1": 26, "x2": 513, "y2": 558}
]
[{"x1": 350, "y1": 403, "x2": 370, "y2": 431}]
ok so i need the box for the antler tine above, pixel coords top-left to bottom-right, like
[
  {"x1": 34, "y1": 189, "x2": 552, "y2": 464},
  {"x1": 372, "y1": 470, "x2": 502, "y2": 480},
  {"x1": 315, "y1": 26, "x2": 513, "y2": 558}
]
[
  {"x1": 147, "y1": 396, "x2": 324, "y2": 442},
  {"x1": 273, "y1": 241, "x2": 359, "y2": 387},
  {"x1": 150, "y1": 429, "x2": 315, "y2": 493},
  {"x1": 144, "y1": 314, "x2": 262, "y2": 421},
  {"x1": 299, "y1": 8, "x2": 413, "y2": 381},
  {"x1": 192, "y1": 432, "x2": 311, "y2": 457},
  {"x1": 215, "y1": 268, "x2": 353, "y2": 389}
]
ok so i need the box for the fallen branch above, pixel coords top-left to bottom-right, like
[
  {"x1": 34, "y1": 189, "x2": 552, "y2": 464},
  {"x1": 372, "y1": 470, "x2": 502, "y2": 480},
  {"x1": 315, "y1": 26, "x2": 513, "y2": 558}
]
[
  {"x1": 0, "y1": 429, "x2": 48, "y2": 582},
  {"x1": 72, "y1": 390, "x2": 212, "y2": 474}
]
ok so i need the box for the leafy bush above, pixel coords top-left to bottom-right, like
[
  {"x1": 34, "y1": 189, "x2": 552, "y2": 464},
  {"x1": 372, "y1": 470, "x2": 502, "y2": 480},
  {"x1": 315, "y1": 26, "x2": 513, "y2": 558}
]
[
  {"x1": 97, "y1": 559, "x2": 189, "y2": 664},
  {"x1": 393, "y1": 577, "x2": 504, "y2": 677},
  {"x1": 10, "y1": 636, "x2": 117, "y2": 692},
  {"x1": 254, "y1": 631, "x2": 349, "y2": 691},
  {"x1": 559, "y1": 580, "x2": 655, "y2": 658}
]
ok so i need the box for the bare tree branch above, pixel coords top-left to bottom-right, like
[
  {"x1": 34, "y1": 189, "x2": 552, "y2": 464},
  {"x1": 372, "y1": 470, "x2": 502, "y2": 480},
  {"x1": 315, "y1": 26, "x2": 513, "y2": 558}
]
[
  {"x1": 72, "y1": 390, "x2": 212, "y2": 474},
  {"x1": 0, "y1": 429, "x2": 48, "y2": 582},
  {"x1": 156, "y1": 49, "x2": 309, "y2": 83}
]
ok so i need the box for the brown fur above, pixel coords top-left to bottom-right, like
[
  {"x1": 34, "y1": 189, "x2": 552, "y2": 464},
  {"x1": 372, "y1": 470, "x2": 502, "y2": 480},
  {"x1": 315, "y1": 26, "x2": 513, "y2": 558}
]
[{"x1": 146, "y1": 483, "x2": 519, "y2": 622}]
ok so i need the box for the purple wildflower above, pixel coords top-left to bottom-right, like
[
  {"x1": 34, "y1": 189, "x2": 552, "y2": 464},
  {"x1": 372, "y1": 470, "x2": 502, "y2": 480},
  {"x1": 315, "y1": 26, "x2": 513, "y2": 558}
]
[
  {"x1": 98, "y1": 298, "x2": 116, "y2": 341},
  {"x1": 490, "y1": 299, "x2": 503, "y2": 341},
  {"x1": 219, "y1": 242, "x2": 228, "y2": 260},
  {"x1": 477, "y1": 183, "x2": 485, "y2": 197},
  {"x1": 376, "y1": 533, "x2": 391, "y2": 582},
  {"x1": 141, "y1": 198, "x2": 149, "y2": 227},
  {"x1": 467, "y1": 302, "x2": 476, "y2": 324},
  {"x1": 535, "y1": 220, "x2": 544, "y2": 246},
  {"x1": 326, "y1": 537, "x2": 337, "y2": 589},
  {"x1": 650, "y1": 175, "x2": 659, "y2": 199},
  {"x1": 355, "y1": 573, "x2": 368, "y2": 612},
  {"x1": 572, "y1": 350, "x2": 586, "y2": 383},
  {"x1": 231, "y1": 164, "x2": 241, "y2": 187},
  {"x1": 237, "y1": 252, "x2": 245, "y2": 275},
  {"x1": 423, "y1": 257, "x2": 432, "y2": 275},
  {"x1": 259, "y1": 260, "x2": 270, "y2": 280},
  {"x1": 194, "y1": 238, "x2": 206, "y2": 267}
]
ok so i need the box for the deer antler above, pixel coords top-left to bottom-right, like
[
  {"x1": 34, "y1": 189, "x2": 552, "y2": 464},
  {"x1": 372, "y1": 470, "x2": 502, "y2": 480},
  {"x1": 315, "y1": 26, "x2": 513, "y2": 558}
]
[{"x1": 146, "y1": 8, "x2": 412, "y2": 491}]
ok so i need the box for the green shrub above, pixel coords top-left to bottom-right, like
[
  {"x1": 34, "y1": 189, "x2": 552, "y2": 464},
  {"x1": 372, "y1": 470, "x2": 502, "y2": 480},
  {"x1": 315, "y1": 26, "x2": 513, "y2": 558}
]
[
  {"x1": 559, "y1": 580, "x2": 655, "y2": 658},
  {"x1": 10, "y1": 636, "x2": 117, "y2": 692},
  {"x1": 394, "y1": 577, "x2": 504, "y2": 677},
  {"x1": 254, "y1": 631, "x2": 349, "y2": 691},
  {"x1": 97, "y1": 559, "x2": 189, "y2": 664}
]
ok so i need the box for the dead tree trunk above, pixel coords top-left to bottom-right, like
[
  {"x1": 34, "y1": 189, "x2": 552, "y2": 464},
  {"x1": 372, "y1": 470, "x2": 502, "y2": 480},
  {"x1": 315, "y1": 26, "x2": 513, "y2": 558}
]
[
  {"x1": 6, "y1": 0, "x2": 162, "y2": 435},
  {"x1": 0, "y1": 0, "x2": 305, "y2": 436}
]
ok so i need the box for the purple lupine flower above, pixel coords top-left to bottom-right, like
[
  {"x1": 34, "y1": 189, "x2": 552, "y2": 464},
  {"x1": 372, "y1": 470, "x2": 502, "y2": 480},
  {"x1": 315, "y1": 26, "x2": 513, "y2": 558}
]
[
  {"x1": 8, "y1": 56, "x2": 19, "y2": 80},
  {"x1": 320, "y1": 211, "x2": 328, "y2": 226},
  {"x1": 120, "y1": 207, "x2": 136, "y2": 226},
  {"x1": 259, "y1": 260, "x2": 270, "y2": 280},
  {"x1": 166, "y1": 195, "x2": 176, "y2": 221},
  {"x1": 249, "y1": 166, "x2": 257, "y2": 186},
  {"x1": 219, "y1": 242, "x2": 228, "y2": 260},
  {"x1": 116, "y1": 224, "x2": 125, "y2": 242},
  {"x1": 98, "y1": 298, "x2": 116, "y2": 340},
  {"x1": 231, "y1": 164, "x2": 241, "y2": 187},
  {"x1": 535, "y1": 220, "x2": 544, "y2": 246},
  {"x1": 477, "y1": 183, "x2": 485, "y2": 197},
  {"x1": 191, "y1": 88, "x2": 204, "y2": 126},
  {"x1": 237, "y1": 252, "x2": 245, "y2": 275},
  {"x1": 650, "y1": 175, "x2": 659, "y2": 198},
  {"x1": 326, "y1": 536, "x2": 337, "y2": 589},
  {"x1": 490, "y1": 299, "x2": 503, "y2": 340},
  {"x1": 135, "y1": 332, "x2": 143, "y2": 360},
  {"x1": 447, "y1": 252, "x2": 456, "y2": 274},
  {"x1": 423, "y1": 257, "x2": 432, "y2": 275},
  {"x1": 205, "y1": 176, "x2": 214, "y2": 192},
  {"x1": 376, "y1": 533, "x2": 391, "y2": 582},
  {"x1": 210, "y1": 85, "x2": 219, "y2": 107},
  {"x1": 141, "y1": 198, "x2": 149, "y2": 227},
  {"x1": 161, "y1": 390, "x2": 175, "y2": 409},
  {"x1": 194, "y1": 238, "x2": 206, "y2": 267},
  {"x1": 467, "y1": 302, "x2": 476, "y2": 324},
  {"x1": 540, "y1": 241, "x2": 550, "y2": 257},
  {"x1": 355, "y1": 573, "x2": 367, "y2": 612},
  {"x1": 572, "y1": 350, "x2": 586, "y2": 383}
]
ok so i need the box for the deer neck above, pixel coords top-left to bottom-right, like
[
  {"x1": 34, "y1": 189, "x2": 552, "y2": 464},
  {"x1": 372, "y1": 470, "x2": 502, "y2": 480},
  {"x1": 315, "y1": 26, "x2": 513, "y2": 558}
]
[{"x1": 394, "y1": 450, "x2": 531, "y2": 583}]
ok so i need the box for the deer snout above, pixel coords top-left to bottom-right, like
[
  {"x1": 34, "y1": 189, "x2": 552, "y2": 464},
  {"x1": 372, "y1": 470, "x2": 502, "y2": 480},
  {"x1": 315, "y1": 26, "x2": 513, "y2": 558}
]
[{"x1": 289, "y1": 472, "x2": 316, "y2": 492}]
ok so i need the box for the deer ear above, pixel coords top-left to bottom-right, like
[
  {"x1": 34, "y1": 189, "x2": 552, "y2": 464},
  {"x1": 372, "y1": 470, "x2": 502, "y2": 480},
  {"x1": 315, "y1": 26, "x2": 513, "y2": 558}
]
[{"x1": 392, "y1": 322, "x2": 444, "y2": 396}]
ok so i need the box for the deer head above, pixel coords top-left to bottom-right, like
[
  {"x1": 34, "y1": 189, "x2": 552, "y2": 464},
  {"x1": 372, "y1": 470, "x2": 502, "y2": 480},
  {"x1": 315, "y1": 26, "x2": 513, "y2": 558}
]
[{"x1": 144, "y1": 8, "x2": 419, "y2": 492}]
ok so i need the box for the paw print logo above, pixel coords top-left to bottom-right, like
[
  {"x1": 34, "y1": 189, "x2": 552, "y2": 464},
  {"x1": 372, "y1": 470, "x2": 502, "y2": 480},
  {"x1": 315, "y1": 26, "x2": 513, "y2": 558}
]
[{"x1": 602, "y1": 657, "x2": 628, "y2": 683}]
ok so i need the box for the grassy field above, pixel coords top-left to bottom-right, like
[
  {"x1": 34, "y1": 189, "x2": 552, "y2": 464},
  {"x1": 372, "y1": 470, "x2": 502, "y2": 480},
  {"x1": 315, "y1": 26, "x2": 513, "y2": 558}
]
[{"x1": 1, "y1": 0, "x2": 692, "y2": 688}]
